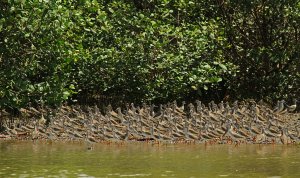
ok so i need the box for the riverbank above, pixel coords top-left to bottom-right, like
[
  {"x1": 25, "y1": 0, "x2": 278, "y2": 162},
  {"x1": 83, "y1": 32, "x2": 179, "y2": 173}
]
[{"x1": 1, "y1": 100, "x2": 299, "y2": 144}]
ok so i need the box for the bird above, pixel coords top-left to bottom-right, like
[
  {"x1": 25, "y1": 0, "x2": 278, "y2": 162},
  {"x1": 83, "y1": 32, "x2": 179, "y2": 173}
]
[
  {"x1": 255, "y1": 127, "x2": 266, "y2": 144},
  {"x1": 38, "y1": 114, "x2": 47, "y2": 127},
  {"x1": 280, "y1": 127, "x2": 291, "y2": 144},
  {"x1": 274, "y1": 100, "x2": 285, "y2": 113},
  {"x1": 85, "y1": 130, "x2": 97, "y2": 150},
  {"x1": 32, "y1": 122, "x2": 39, "y2": 141},
  {"x1": 285, "y1": 99, "x2": 298, "y2": 112},
  {"x1": 2, "y1": 122, "x2": 18, "y2": 137},
  {"x1": 119, "y1": 126, "x2": 129, "y2": 141}
]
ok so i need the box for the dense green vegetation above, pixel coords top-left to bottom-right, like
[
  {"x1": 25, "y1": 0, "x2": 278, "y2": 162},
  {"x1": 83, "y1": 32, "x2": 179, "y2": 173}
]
[{"x1": 0, "y1": 0, "x2": 299, "y2": 109}]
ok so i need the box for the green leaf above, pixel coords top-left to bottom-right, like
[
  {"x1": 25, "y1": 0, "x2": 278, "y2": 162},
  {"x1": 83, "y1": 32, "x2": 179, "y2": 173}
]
[
  {"x1": 63, "y1": 91, "x2": 70, "y2": 100},
  {"x1": 108, "y1": 7, "x2": 114, "y2": 13},
  {"x1": 191, "y1": 86, "x2": 197, "y2": 90},
  {"x1": 219, "y1": 63, "x2": 227, "y2": 70},
  {"x1": 69, "y1": 84, "x2": 75, "y2": 90}
]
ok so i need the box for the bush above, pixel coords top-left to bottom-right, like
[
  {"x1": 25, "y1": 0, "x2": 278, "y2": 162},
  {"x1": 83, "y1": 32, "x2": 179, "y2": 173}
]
[{"x1": 0, "y1": 0, "x2": 298, "y2": 109}]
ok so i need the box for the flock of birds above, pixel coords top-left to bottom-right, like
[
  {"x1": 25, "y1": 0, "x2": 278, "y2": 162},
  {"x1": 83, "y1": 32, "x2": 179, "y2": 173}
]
[{"x1": 0, "y1": 99, "x2": 299, "y2": 146}]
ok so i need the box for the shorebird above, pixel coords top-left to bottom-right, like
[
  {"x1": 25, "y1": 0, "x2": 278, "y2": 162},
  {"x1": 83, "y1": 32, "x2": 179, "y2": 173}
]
[
  {"x1": 38, "y1": 114, "x2": 47, "y2": 129},
  {"x1": 32, "y1": 122, "x2": 39, "y2": 141},
  {"x1": 255, "y1": 127, "x2": 266, "y2": 144},
  {"x1": 288, "y1": 126, "x2": 300, "y2": 143},
  {"x1": 195, "y1": 100, "x2": 202, "y2": 113},
  {"x1": 228, "y1": 123, "x2": 245, "y2": 142},
  {"x1": 285, "y1": 99, "x2": 298, "y2": 112},
  {"x1": 274, "y1": 100, "x2": 285, "y2": 113},
  {"x1": 119, "y1": 125, "x2": 129, "y2": 141},
  {"x1": 2, "y1": 123, "x2": 18, "y2": 136},
  {"x1": 218, "y1": 101, "x2": 224, "y2": 112},
  {"x1": 85, "y1": 129, "x2": 97, "y2": 150},
  {"x1": 280, "y1": 127, "x2": 291, "y2": 144}
]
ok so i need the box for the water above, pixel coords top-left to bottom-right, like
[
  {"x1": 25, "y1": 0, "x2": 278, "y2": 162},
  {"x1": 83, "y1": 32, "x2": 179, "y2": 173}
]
[{"x1": 0, "y1": 141, "x2": 300, "y2": 178}]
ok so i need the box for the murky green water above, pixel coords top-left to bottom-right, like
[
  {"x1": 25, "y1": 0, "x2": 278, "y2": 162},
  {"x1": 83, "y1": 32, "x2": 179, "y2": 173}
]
[{"x1": 0, "y1": 141, "x2": 300, "y2": 178}]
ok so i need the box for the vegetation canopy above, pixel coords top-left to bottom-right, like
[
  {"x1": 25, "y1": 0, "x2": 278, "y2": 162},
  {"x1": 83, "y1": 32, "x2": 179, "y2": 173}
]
[{"x1": 0, "y1": 0, "x2": 299, "y2": 109}]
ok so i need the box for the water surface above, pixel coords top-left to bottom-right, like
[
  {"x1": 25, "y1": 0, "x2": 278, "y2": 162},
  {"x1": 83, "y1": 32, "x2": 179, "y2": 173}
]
[{"x1": 0, "y1": 141, "x2": 300, "y2": 177}]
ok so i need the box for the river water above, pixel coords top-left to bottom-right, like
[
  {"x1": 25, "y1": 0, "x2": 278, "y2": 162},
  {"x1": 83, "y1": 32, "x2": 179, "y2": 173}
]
[{"x1": 0, "y1": 141, "x2": 299, "y2": 177}]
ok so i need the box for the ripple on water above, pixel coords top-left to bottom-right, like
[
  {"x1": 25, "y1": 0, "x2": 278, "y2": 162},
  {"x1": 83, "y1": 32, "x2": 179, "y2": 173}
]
[
  {"x1": 165, "y1": 170, "x2": 173, "y2": 173},
  {"x1": 119, "y1": 174, "x2": 152, "y2": 177},
  {"x1": 19, "y1": 174, "x2": 30, "y2": 178},
  {"x1": 271, "y1": 156, "x2": 281, "y2": 159},
  {"x1": 256, "y1": 157, "x2": 268, "y2": 160},
  {"x1": 77, "y1": 173, "x2": 95, "y2": 178},
  {"x1": 107, "y1": 173, "x2": 121, "y2": 176}
]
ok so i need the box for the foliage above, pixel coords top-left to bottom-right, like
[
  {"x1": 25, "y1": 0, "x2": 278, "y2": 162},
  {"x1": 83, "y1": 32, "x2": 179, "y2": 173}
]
[
  {"x1": 68, "y1": 1, "x2": 235, "y2": 104},
  {"x1": 216, "y1": 0, "x2": 300, "y2": 102},
  {"x1": 0, "y1": 0, "x2": 299, "y2": 109},
  {"x1": 0, "y1": 0, "x2": 75, "y2": 108}
]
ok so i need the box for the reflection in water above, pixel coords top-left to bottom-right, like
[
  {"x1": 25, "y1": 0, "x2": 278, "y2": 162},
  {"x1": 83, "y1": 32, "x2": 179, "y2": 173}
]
[{"x1": 0, "y1": 141, "x2": 300, "y2": 177}]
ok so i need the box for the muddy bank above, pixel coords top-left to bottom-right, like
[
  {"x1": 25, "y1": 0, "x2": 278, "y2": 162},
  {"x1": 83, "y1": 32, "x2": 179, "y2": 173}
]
[{"x1": 0, "y1": 100, "x2": 299, "y2": 144}]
